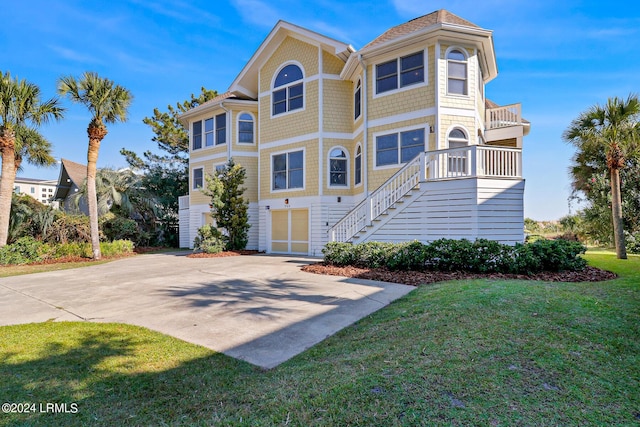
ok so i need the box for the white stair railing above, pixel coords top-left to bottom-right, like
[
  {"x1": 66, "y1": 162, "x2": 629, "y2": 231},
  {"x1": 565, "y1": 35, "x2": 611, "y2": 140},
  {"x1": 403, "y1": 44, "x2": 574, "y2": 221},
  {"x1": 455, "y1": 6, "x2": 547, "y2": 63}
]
[
  {"x1": 329, "y1": 153, "x2": 423, "y2": 242},
  {"x1": 328, "y1": 146, "x2": 522, "y2": 243}
]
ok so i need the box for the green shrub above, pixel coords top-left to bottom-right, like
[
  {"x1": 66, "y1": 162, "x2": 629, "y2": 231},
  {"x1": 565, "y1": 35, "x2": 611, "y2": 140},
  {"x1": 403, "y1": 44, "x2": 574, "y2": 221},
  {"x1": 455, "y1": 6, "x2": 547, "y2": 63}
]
[
  {"x1": 387, "y1": 241, "x2": 428, "y2": 271},
  {"x1": 100, "y1": 240, "x2": 135, "y2": 257},
  {"x1": 53, "y1": 242, "x2": 92, "y2": 258},
  {"x1": 321, "y1": 238, "x2": 588, "y2": 274},
  {"x1": 353, "y1": 241, "x2": 396, "y2": 268},
  {"x1": 626, "y1": 231, "x2": 640, "y2": 254},
  {"x1": 193, "y1": 225, "x2": 226, "y2": 254},
  {"x1": 45, "y1": 214, "x2": 92, "y2": 244},
  {"x1": 322, "y1": 242, "x2": 356, "y2": 266},
  {"x1": 0, "y1": 237, "x2": 48, "y2": 265}
]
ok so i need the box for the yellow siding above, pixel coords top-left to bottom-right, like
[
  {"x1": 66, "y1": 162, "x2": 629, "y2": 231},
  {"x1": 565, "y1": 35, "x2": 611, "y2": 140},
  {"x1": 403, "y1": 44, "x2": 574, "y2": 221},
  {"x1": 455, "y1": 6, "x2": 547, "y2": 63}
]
[
  {"x1": 439, "y1": 115, "x2": 476, "y2": 148},
  {"x1": 231, "y1": 108, "x2": 259, "y2": 151},
  {"x1": 323, "y1": 50, "x2": 344, "y2": 74},
  {"x1": 323, "y1": 79, "x2": 352, "y2": 133},
  {"x1": 438, "y1": 44, "x2": 476, "y2": 111}
]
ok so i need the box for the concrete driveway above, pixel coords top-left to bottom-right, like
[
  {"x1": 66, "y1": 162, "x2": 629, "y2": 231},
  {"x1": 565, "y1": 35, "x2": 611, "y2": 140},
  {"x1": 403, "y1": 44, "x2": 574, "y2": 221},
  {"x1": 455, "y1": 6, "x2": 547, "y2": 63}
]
[{"x1": 0, "y1": 253, "x2": 413, "y2": 368}]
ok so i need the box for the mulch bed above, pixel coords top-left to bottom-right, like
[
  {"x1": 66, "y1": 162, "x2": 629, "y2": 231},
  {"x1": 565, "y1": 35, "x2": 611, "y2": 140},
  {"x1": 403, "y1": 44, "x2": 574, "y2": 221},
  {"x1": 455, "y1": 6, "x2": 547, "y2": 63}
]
[
  {"x1": 301, "y1": 263, "x2": 618, "y2": 286},
  {"x1": 186, "y1": 250, "x2": 261, "y2": 258}
]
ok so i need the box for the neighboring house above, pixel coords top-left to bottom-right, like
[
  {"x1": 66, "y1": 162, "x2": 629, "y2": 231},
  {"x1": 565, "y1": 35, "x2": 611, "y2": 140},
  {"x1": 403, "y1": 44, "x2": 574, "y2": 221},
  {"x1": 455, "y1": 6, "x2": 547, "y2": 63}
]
[
  {"x1": 13, "y1": 177, "x2": 58, "y2": 206},
  {"x1": 179, "y1": 9, "x2": 530, "y2": 254},
  {"x1": 53, "y1": 158, "x2": 89, "y2": 214}
]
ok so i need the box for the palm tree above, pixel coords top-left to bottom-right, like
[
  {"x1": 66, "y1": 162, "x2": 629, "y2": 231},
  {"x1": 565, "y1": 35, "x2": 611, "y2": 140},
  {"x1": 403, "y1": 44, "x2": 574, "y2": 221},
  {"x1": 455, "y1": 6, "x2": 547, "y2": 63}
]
[
  {"x1": 563, "y1": 94, "x2": 640, "y2": 259},
  {"x1": 71, "y1": 168, "x2": 157, "y2": 218},
  {"x1": 57, "y1": 72, "x2": 133, "y2": 259},
  {"x1": 0, "y1": 71, "x2": 64, "y2": 246}
]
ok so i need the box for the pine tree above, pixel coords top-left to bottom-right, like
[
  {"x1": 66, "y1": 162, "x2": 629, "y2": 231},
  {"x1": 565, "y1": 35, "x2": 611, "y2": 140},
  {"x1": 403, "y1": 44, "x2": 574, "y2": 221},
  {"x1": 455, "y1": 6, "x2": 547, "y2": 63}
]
[{"x1": 203, "y1": 159, "x2": 250, "y2": 251}]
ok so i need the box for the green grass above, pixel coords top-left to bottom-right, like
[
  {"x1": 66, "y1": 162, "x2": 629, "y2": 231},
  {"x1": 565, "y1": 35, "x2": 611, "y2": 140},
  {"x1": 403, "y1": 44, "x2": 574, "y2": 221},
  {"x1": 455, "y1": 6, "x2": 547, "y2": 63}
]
[{"x1": 1, "y1": 253, "x2": 638, "y2": 426}]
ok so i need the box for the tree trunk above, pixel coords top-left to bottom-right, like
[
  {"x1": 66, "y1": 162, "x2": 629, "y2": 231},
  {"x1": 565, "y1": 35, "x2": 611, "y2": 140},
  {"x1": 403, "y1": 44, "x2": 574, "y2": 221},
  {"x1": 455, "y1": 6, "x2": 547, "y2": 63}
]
[
  {"x1": 0, "y1": 130, "x2": 17, "y2": 246},
  {"x1": 87, "y1": 125, "x2": 108, "y2": 260},
  {"x1": 610, "y1": 167, "x2": 627, "y2": 259}
]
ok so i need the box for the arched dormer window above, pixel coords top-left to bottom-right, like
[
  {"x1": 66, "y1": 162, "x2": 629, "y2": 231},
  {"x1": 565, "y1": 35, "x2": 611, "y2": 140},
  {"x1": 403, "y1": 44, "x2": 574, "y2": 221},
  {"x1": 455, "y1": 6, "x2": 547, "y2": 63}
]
[
  {"x1": 354, "y1": 144, "x2": 362, "y2": 186},
  {"x1": 329, "y1": 147, "x2": 348, "y2": 186},
  {"x1": 447, "y1": 48, "x2": 468, "y2": 95},
  {"x1": 354, "y1": 79, "x2": 362, "y2": 120},
  {"x1": 447, "y1": 127, "x2": 469, "y2": 174},
  {"x1": 238, "y1": 112, "x2": 254, "y2": 144},
  {"x1": 273, "y1": 64, "x2": 304, "y2": 115}
]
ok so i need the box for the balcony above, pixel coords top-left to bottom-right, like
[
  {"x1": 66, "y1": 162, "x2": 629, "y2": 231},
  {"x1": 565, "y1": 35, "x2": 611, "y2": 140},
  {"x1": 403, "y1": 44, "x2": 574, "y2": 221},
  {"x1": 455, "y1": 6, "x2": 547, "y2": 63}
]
[{"x1": 484, "y1": 103, "x2": 528, "y2": 145}]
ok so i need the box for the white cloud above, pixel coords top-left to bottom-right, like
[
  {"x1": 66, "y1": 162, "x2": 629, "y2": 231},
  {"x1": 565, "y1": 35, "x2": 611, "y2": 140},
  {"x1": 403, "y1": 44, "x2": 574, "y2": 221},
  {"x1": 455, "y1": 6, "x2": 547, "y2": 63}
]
[
  {"x1": 231, "y1": 0, "x2": 281, "y2": 28},
  {"x1": 48, "y1": 45, "x2": 101, "y2": 65}
]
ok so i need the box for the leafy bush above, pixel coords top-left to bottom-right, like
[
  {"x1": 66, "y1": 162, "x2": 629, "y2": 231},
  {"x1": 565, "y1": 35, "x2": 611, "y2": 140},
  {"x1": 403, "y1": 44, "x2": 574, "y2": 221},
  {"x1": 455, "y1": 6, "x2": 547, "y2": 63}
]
[
  {"x1": 100, "y1": 240, "x2": 135, "y2": 257},
  {"x1": 322, "y1": 242, "x2": 356, "y2": 266},
  {"x1": 626, "y1": 231, "x2": 640, "y2": 254},
  {"x1": 193, "y1": 225, "x2": 226, "y2": 254},
  {"x1": 322, "y1": 238, "x2": 588, "y2": 274},
  {"x1": 45, "y1": 214, "x2": 92, "y2": 244},
  {"x1": 0, "y1": 237, "x2": 49, "y2": 265}
]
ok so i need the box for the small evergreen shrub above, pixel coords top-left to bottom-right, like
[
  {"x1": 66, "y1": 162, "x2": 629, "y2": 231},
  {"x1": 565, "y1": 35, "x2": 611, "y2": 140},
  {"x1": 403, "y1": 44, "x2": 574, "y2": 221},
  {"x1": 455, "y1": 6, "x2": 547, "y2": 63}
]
[
  {"x1": 193, "y1": 225, "x2": 226, "y2": 254},
  {"x1": 321, "y1": 238, "x2": 588, "y2": 274},
  {"x1": 322, "y1": 242, "x2": 356, "y2": 266}
]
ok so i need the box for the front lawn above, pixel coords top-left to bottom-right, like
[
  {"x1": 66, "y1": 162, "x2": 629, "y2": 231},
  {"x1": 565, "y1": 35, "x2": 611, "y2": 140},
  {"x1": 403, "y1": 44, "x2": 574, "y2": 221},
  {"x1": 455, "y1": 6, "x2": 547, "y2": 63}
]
[{"x1": 1, "y1": 252, "x2": 638, "y2": 426}]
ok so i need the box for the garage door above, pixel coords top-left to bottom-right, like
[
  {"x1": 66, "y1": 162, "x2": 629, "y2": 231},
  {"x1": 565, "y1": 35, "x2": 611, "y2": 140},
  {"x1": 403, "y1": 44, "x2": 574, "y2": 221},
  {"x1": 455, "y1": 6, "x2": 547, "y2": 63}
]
[{"x1": 271, "y1": 209, "x2": 309, "y2": 254}]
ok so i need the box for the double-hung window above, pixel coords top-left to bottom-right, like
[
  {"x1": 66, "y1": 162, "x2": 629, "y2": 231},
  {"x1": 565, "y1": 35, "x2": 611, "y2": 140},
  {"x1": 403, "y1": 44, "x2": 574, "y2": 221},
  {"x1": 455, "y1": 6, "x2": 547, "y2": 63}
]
[
  {"x1": 376, "y1": 51, "x2": 424, "y2": 94},
  {"x1": 447, "y1": 49, "x2": 468, "y2": 95},
  {"x1": 273, "y1": 64, "x2": 304, "y2": 115},
  {"x1": 376, "y1": 128, "x2": 425, "y2": 167},
  {"x1": 238, "y1": 113, "x2": 254, "y2": 143},
  {"x1": 192, "y1": 121, "x2": 202, "y2": 150},
  {"x1": 215, "y1": 113, "x2": 226, "y2": 145},
  {"x1": 273, "y1": 150, "x2": 304, "y2": 190},
  {"x1": 192, "y1": 168, "x2": 204, "y2": 189}
]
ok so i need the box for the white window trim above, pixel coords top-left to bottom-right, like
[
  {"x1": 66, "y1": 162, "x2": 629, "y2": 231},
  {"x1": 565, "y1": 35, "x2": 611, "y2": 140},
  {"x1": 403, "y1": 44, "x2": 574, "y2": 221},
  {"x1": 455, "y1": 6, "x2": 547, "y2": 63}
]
[
  {"x1": 270, "y1": 147, "x2": 306, "y2": 193},
  {"x1": 446, "y1": 125, "x2": 471, "y2": 147},
  {"x1": 236, "y1": 111, "x2": 256, "y2": 144},
  {"x1": 373, "y1": 125, "x2": 427, "y2": 170},
  {"x1": 327, "y1": 145, "x2": 350, "y2": 188},
  {"x1": 445, "y1": 46, "x2": 469, "y2": 98},
  {"x1": 373, "y1": 49, "x2": 428, "y2": 99},
  {"x1": 354, "y1": 143, "x2": 363, "y2": 187},
  {"x1": 354, "y1": 78, "x2": 362, "y2": 120},
  {"x1": 192, "y1": 167, "x2": 204, "y2": 191},
  {"x1": 271, "y1": 61, "x2": 306, "y2": 119}
]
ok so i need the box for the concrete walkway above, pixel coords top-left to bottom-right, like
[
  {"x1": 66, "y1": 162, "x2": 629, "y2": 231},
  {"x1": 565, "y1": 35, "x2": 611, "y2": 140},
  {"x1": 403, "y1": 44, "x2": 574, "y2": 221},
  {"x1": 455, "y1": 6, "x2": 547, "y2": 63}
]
[{"x1": 0, "y1": 253, "x2": 414, "y2": 368}]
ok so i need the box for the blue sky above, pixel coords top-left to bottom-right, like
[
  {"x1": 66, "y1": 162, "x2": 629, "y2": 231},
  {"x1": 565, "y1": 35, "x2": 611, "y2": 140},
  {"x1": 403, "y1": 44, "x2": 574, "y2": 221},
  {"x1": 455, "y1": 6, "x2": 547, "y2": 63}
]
[{"x1": 3, "y1": 0, "x2": 640, "y2": 220}]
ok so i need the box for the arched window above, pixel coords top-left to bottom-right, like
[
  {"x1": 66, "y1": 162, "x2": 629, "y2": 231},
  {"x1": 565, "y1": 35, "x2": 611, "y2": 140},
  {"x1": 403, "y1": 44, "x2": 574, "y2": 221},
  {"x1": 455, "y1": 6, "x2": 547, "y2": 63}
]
[
  {"x1": 238, "y1": 113, "x2": 254, "y2": 143},
  {"x1": 447, "y1": 48, "x2": 468, "y2": 95},
  {"x1": 354, "y1": 145, "x2": 362, "y2": 186},
  {"x1": 354, "y1": 79, "x2": 362, "y2": 120},
  {"x1": 447, "y1": 128, "x2": 469, "y2": 175},
  {"x1": 329, "y1": 147, "x2": 348, "y2": 186},
  {"x1": 273, "y1": 64, "x2": 304, "y2": 115}
]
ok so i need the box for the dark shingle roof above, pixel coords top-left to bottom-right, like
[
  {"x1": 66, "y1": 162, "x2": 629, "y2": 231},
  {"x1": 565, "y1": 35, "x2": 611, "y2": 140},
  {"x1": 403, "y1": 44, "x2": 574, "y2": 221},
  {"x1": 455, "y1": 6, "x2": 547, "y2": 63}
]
[{"x1": 363, "y1": 9, "x2": 480, "y2": 49}]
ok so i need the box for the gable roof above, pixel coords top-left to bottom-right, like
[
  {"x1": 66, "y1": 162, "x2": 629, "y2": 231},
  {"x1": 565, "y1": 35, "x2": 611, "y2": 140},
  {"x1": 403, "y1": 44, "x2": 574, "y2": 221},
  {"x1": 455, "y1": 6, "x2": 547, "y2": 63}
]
[
  {"x1": 54, "y1": 158, "x2": 87, "y2": 200},
  {"x1": 363, "y1": 10, "x2": 480, "y2": 50},
  {"x1": 228, "y1": 20, "x2": 354, "y2": 99}
]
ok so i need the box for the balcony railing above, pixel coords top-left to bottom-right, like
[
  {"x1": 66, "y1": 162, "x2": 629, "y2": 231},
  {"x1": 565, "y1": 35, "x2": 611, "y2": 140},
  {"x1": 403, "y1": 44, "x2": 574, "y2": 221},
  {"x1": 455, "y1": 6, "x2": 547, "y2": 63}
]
[
  {"x1": 329, "y1": 145, "x2": 522, "y2": 242},
  {"x1": 486, "y1": 103, "x2": 521, "y2": 130}
]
